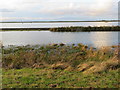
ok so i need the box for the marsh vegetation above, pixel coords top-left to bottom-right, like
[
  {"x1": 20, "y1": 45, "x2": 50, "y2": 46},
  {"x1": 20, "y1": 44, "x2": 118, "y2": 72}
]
[{"x1": 2, "y1": 43, "x2": 120, "y2": 88}]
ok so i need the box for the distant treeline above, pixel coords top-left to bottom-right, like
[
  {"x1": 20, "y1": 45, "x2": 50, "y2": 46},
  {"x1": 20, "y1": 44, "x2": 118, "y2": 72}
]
[{"x1": 49, "y1": 26, "x2": 120, "y2": 32}]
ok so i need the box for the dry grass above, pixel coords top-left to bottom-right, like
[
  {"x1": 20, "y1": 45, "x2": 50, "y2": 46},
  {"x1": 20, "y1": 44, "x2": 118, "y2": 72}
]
[
  {"x1": 51, "y1": 63, "x2": 69, "y2": 70},
  {"x1": 2, "y1": 44, "x2": 119, "y2": 73},
  {"x1": 83, "y1": 56, "x2": 119, "y2": 74},
  {"x1": 77, "y1": 61, "x2": 95, "y2": 72}
]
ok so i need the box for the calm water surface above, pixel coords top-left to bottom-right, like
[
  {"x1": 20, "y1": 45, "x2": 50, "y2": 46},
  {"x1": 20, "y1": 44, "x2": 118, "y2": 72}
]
[
  {"x1": 0, "y1": 31, "x2": 119, "y2": 48},
  {"x1": 0, "y1": 22, "x2": 119, "y2": 47}
]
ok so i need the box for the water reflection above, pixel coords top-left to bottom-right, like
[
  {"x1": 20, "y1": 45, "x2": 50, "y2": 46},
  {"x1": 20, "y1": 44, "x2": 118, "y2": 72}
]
[
  {"x1": 0, "y1": 32, "x2": 2, "y2": 47},
  {"x1": 91, "y1": 22, "x2": 112, "y2": 26},
  {"x1": 90, "y1": 32, "x2": 118, "y2": 48},
  {"x1": 1, "y1": 31, "x2": 118, "y2": 48}
]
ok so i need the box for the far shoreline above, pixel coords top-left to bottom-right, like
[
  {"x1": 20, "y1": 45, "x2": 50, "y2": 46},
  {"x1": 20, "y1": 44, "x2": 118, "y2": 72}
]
[
  {"x1": 1, "y1": 26, "x2": 120, "y2": 31},
  {"x1": 0, "y1": 20, "x2": 120, "y2": 23}
]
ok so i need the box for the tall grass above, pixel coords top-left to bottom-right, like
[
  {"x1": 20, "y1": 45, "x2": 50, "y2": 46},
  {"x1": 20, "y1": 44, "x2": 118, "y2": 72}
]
[{"x1": 2, "y1": 44, "x2": 119, "y2": 72}]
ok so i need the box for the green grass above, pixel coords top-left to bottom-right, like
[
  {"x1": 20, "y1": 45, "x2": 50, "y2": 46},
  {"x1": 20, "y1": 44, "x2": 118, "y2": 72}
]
[
  {"x1": 2, "y1": 44, "x2": 120, "y2": 88},
  {"x1": 2, "y1": 68, "x2": 119, "y2": 88}
]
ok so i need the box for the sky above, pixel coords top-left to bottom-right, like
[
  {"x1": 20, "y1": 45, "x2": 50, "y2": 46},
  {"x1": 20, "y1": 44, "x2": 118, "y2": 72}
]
[{"x1": 0, "y1": 0, "x2": 119, "y2": 21}]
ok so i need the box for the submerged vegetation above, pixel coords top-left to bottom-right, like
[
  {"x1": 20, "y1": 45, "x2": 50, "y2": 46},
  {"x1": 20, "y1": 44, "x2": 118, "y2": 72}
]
[
  {"x1": 2, "y1": 43, "x2": 120, "y2": 88},
  {"x1": 1, "y1": 26, "x2": 120, "y2": 32}
]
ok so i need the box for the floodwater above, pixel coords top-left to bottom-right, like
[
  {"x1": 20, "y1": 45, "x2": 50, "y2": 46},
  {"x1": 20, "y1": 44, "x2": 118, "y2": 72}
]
[
  {"x1": 0, "y1": 31, "x2": 119, "y2": 48},
  {"x1": 0, "y1": 22, "x2": 119, "y2": 47}
]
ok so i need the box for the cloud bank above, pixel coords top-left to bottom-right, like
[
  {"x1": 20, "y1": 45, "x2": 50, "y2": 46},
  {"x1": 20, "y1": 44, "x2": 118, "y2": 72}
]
[{"x1": 0, "y1": 0, "x2": 119, "y2": 21}]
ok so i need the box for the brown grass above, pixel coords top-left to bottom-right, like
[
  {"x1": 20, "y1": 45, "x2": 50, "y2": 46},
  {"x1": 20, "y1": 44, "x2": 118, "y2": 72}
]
[
  {"x1": 83, "y1": 56, "x2": 119, "y2": 74},
  {"x1": 51, "y1": 63, "x2": 69, "y2": 70},
  {"x1": 2, "y1": 44, "x2": 119, "y2": 73}
]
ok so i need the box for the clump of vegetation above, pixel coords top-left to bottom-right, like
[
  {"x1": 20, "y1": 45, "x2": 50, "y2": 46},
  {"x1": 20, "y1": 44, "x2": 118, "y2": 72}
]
[
  {"x1": 2, "y1": 43, "x2": 119, "y2": 70},
  {"x1": 49, "y1": 26, "x2": 120, "y2": 32},
  {"x1": 2, "y1": 44, "x2": 120, "y2": 88}
]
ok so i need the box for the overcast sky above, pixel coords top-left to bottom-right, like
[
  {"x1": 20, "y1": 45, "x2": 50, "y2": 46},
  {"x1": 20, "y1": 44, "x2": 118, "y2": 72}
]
[{"x1": 0, "y1": 0, "x2": 119, "y2": 21}]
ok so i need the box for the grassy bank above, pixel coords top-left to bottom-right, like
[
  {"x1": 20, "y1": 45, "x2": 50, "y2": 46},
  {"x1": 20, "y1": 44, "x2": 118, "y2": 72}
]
[
  {"x1": 1, "y1": 26, "x2": 120, "y2": 31},
  {"x1": 3, "y1": 68, "x2": 119, "y2": 88},
  {"x1": 2, "y1": 44, "x2": 120, "y2": 88}
]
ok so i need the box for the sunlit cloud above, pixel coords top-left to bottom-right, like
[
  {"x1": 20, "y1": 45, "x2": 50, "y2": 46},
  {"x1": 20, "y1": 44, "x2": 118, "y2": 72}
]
[{"x1": 0, "y1": 0, "x2": 119, "y2": 21}]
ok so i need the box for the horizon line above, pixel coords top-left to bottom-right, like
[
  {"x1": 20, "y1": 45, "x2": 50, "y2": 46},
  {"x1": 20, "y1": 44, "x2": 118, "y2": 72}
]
[{"x1": 0, "y1": 20, "x2": 120, "y2": 23}]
